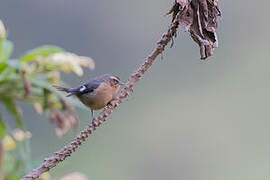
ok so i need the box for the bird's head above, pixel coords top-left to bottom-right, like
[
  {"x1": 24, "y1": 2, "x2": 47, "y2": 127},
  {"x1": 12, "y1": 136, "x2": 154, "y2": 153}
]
[{"x1": 99, "y1": 74, "x2": 125, "y2": 90}]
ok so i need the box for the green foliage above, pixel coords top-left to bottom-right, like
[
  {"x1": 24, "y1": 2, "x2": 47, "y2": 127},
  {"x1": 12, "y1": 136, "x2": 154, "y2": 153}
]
[
  {"x1": 3, "y1": 151, "x2": 24, "y2": 180},
  {"x1": 0, "y1": 19, "x2": 95, "y2": 179},
  {"x1": 0, "y1": 113, "x2": 6, "y2": 138},
  {"x1": 0, "y1": 19, "x2": 93, "y2": 130},
  {"x1": 20, "y1": 45, "x2": 63, "y2": 62},
  {"x1": 0, "y1": 97, "x2": 23, "y2": 129},
  {"x1": 0, "y1": 39, "x2": 13, "y2": 61}
]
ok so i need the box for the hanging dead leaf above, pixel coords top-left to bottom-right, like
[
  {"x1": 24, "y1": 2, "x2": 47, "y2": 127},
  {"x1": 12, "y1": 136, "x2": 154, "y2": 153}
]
[
  {"x1": 168, "y1": 0, "x2": 221, "y2": 59},
  {"x1": 176, "y1": 0, "x2": 190, "y2": 8}
]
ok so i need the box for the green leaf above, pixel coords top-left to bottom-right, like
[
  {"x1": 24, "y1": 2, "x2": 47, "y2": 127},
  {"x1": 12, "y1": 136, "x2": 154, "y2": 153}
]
[
  {"x1": 3, "y1": 152, "x2": 15, "y2": 173},
  {"x1": 0, "y1": 97, "x2": 24, "y2": 129},
  {"x1": 3, "y1": 156, "x2": 23, "y2": 179},
  {"x1": 0, "y1": 61, "x2": 7, "y2": 73},
  {"x1": 0, "y1": 60, "x2": 21, "y2": 82},
  {"x1": 0, "y1": 113, "x2": 6, "y2": 138},
  {"x1": 0, "y1": 66, "x2": 15, "y2": 82},
  {"x1": 20, "y1": 45, "x2": 64, "y2": 62},
  {"x1": 4, "y1": 173, "x2": 21, "y2": 180},
  {"x1": 0, "y1": 39, "x2": 14, "y2": 61},
  {"x1": 28, "y1": 76, "x2": 53, "y2": 90}
]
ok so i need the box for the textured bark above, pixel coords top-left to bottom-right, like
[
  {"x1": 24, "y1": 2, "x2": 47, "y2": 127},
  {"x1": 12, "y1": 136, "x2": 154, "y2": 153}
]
[
  {"x1": 21, "y1": 13, "x2": 180, "y2": 180},
  {"x1": 168, "y1": 0, "x2": 221, "y2": 59}
]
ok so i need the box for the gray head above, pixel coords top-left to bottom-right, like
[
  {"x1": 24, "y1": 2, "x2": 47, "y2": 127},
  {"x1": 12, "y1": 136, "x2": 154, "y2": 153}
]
[{"x1": 93, "y1": 74, "x2": 124, "y2": 87}]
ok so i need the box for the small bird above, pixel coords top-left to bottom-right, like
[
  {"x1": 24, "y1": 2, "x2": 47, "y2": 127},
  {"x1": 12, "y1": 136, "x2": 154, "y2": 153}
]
[{"x1": 53, "y1": 74, "x2": 125, "y2": 122}]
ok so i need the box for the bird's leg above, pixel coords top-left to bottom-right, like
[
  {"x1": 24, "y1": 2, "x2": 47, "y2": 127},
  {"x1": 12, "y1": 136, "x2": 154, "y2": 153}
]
[
  {"x1": 107, "y1": 101, "x2": 113, "y2": 107},
  {"x1": 91, "y1": 109, "x2": 95, "y2": 123}
]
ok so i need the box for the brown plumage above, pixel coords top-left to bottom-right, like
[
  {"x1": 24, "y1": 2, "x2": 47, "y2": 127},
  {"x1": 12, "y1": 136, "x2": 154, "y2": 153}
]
[
  {"x1": 78, "y1": 78, "x2": 120, "y2": 110},
  {"x1": 53, "y1": 74, "x2": 124, "y2": 122}
]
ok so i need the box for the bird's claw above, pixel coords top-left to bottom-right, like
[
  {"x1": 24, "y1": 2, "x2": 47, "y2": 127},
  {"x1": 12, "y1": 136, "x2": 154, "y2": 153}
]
[{"x1": 107, "y1": 99, "x2": 118, "y2": 108}]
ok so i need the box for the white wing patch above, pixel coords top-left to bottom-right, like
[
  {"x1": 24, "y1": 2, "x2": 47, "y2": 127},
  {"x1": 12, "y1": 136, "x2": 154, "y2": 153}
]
[{"x1": 79, "y1": 85, "x2": 86, "y2": 92}]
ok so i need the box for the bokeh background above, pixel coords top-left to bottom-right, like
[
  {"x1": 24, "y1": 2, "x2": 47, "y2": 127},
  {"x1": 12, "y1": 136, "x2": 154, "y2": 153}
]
[{"x1": 1, "y1": 0, "x2": 270, "y2": 180}]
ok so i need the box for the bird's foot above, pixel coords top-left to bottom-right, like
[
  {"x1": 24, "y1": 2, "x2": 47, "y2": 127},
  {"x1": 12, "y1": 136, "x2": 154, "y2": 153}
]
[{"x1": 107, "y1": 99, "x2": 118, "y2": 108}]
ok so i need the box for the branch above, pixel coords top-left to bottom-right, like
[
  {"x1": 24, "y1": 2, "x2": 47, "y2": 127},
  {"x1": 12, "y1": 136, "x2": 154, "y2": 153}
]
[{"x1": 22, "y1": 14, "x2": 180, "y2": 180}]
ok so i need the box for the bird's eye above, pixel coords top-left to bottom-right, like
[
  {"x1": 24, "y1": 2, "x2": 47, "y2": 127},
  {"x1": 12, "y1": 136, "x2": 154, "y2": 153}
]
[
  {"x1": 112, "y1": 79, "x2": 119, "y2": 84},
  {"x1": 110, "y1": 76, "x2": 120, "y2": 85}
]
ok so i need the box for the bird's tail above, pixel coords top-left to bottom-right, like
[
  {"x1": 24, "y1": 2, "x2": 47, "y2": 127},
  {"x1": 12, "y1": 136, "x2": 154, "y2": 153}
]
[{"x1": 53, "y1": 85, "x2": 77, "y2": 97}]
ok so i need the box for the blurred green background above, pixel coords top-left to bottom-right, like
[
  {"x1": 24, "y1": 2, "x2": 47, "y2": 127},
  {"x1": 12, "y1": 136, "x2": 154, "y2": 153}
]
[{"x1": 1, "y1": 0, "x2": 270, "y2": 179}]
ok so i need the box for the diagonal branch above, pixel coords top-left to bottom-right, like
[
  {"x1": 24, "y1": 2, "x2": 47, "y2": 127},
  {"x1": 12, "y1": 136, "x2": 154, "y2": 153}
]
[{"x1": 22, "y1": 13, "x2": 180, "y2": 180}]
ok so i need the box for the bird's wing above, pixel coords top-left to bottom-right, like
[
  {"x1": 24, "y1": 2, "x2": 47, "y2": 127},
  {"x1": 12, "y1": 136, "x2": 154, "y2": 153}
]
[
  {"x1": 77, "y1": 80, "x2": 100, "y2": 95},
  {"x1": 54, "y1": 78, "x2": 101, "y2": 97},
  {"x1": 53, "y1": 85, "x2": 80, "y2": 97}
]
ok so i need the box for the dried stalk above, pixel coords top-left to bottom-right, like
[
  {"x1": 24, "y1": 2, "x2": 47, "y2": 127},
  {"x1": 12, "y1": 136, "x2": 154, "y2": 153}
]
[{"x1": 22, "y1": 13, "x2": 180, "y2": 180}]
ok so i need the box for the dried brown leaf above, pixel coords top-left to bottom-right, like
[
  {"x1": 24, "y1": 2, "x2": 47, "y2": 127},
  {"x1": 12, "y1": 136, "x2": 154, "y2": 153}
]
[
  {"x1": 49, "y1": 100, "x2": 78, "y2": 137},
  {"x1": 176, "y1": 0, "x2": 191, "y2": 8},
  {"x1": 168, "y1": 0, "x2": 221, "y2": 59},
  {"x1": 21, "y1": 70, "x2": 32, "y2": 98}
]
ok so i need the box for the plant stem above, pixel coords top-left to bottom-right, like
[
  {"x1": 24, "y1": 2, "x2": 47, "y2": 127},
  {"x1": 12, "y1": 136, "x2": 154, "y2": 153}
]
[{"x1": 22, "y1": 13, "x2": 180, "y2": 180}]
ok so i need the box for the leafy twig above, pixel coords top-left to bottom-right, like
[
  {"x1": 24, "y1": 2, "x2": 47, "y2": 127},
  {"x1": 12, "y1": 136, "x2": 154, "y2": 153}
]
[{"x1": 22, "y1": 13, "x2": 180, "y2": 180}]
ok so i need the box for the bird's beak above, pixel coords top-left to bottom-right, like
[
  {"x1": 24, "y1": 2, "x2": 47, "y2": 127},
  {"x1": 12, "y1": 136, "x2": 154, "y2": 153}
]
[{"x1": 119, "y1": 81, "x2": 126, "y2": 85}]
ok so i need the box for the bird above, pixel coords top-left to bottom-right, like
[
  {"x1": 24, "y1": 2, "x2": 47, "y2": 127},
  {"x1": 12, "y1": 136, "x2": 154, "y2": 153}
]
[{"x1": 53, "y1": 74, "x2": 125, "y2": 123}]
